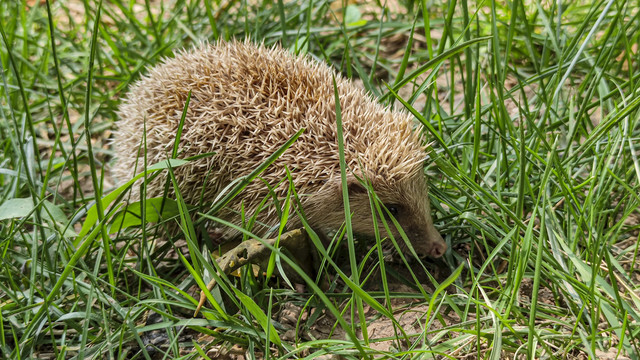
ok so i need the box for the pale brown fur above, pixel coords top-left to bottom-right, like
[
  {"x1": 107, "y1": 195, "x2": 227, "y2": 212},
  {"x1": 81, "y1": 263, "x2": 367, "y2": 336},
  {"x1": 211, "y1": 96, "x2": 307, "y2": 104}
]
[{"x1": 113, "y1": 40, "x2": 446, "y2": 258}]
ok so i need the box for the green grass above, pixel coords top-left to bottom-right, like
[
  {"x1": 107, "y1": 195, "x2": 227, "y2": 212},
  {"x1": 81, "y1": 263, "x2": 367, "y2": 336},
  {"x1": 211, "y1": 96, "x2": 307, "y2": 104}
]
[{"x1": 1, "y1": 0, "x2": 640, "y2": 358}]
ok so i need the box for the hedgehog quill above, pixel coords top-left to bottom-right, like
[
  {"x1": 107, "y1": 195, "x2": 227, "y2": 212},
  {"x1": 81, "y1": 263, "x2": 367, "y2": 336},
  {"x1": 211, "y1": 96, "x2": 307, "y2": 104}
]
[{"x1": 113, "y1": 41, "x2": 447, "y2": 259}]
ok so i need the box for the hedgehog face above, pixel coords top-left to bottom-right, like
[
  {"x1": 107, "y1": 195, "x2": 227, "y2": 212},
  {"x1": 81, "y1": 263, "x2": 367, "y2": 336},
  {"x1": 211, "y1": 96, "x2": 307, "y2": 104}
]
[
  {"x1": 374, "y1": 202, "x2": 447, "y2": 259},
  {"x1": 393, "y1": 172, "x2": 447, "y2": 259},
  {"x1": 308, "y1": 173, "x2": 446, "y2": 259},
  {"x1": 354, "y1": 173, "x2": 446, "y2": 259}
]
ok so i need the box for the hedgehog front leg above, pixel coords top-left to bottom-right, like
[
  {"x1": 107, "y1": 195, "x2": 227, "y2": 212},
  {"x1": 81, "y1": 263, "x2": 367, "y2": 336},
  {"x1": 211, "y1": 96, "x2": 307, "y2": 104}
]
[{"x1": 194, "y1": 228, "x2": 314, "y2": 316}]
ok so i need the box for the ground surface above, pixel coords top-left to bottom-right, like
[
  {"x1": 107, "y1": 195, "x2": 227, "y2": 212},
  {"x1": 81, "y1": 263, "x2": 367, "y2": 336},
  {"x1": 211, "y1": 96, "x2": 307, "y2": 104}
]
[{"x1": 2, "y1": 0, "x2": 640, "y2": 359}]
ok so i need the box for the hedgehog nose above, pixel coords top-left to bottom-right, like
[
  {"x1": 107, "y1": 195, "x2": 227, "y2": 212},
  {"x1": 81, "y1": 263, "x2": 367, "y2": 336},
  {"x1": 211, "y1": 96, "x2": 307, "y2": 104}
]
[
  {"x1": 428, "y1": 241, "x2": 447, "y2": 258},
  {"x1": 426, "y1": 226, "x2": 447, "y2": 258}
]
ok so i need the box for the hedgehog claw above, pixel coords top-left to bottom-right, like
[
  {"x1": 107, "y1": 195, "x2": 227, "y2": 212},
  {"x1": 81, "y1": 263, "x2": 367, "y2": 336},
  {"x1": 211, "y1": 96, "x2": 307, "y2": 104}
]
[{"x1": 194, "y1": 278, "x2": 217, "y2": 317}]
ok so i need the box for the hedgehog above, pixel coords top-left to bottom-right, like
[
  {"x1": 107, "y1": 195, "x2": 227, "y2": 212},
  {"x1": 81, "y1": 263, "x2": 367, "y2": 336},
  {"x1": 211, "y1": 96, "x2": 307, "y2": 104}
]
[{"x1": 113, "y1": 40, "x2": 447, "y2": 259}]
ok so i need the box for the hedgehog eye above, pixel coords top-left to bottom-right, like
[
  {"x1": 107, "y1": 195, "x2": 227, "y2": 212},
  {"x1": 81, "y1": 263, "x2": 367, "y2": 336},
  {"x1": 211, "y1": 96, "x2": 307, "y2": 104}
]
[{"x1": 383, "y1": 204, "x2": 400, "y2": 220}]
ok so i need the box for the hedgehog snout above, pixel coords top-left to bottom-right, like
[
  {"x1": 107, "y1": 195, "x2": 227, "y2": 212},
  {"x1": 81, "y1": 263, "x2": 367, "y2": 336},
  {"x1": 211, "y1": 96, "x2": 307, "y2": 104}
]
[
  {"x1": 425, "y1": 226, "x2": 447, "y2": 258},
  {"x1": 408, "y1": 225, "x2": 447, "y2": 259},
  {"x1": 426, "y1": 235, "x2": 447, "y2": 258}
]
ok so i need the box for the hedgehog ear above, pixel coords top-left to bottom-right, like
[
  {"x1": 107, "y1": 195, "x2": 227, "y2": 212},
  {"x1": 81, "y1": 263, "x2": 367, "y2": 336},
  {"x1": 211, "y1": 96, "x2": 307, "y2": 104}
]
[{"x1": 335, "y1": 176, "x2": 367, "y2": 195}]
